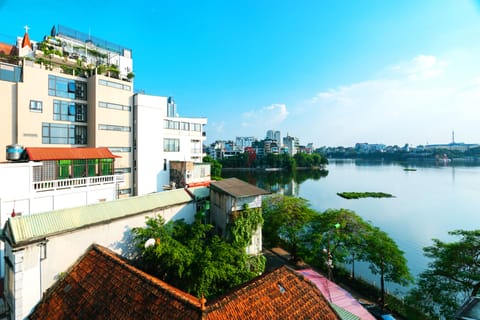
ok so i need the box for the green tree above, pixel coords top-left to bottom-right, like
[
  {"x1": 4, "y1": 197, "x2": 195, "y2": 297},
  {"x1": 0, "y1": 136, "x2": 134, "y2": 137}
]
[
  {"x1": 132, "y1": 214, "x2": 262, "y2": 298},
  {"x1": 203, "y1": 156, "x2": 222, "y2": 179},
  {"x1": 406, "y1": 229, "x2": 480, "y2": 319},
  {"x1": 306, "y1": 209, "x2": 372, "y2": 280},
  {"x1": 365, "y1": 227, "x2": 412, "y2": 308},
  {"x1": 262, "y1": 195, "x2": 316, "y2": 261}
]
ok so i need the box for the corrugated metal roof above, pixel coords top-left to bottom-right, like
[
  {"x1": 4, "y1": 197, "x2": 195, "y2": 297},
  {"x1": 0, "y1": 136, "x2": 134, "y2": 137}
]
[
  {"x1": 210, "y1": 178, "x2": 269, "y2": 198},
  {"x1": 331, "y1": 304, "x2": 360, "y2": 320},
  {"x1": 188, "y1": 187, "x2": 210, "y2": 200},
  {"x1": 5, "y1": 189, "x2": 193, "y2": 246},
  {"x1": 26, "y1": 147, "x2": 119, "y2": 160}
]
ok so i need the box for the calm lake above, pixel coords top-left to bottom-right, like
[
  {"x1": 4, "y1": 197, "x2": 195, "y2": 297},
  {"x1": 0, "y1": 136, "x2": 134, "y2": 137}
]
[{"x1": 223, "y1": 160, "x2": 480, "y2": 294}]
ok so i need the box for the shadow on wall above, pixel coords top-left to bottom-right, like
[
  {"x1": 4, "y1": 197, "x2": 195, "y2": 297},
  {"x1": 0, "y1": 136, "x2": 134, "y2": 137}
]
[{"x1": 111, "y1": 225, "x2": 141, "y2": 260}]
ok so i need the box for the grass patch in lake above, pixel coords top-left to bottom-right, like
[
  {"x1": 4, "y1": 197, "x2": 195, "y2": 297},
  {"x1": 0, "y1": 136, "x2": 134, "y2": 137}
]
[
  {"x1": 337, "y1": 192, "x2": 394, "y2": 199},
  {"x1": 403, "y1": 168, "x2": 417, "y2": 171}
]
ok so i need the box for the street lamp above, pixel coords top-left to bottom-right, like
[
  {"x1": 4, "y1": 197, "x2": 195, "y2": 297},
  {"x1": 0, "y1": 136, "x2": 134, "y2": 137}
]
[{"x1": 323, "y1": 223, "x2": 340, "y2": 280}]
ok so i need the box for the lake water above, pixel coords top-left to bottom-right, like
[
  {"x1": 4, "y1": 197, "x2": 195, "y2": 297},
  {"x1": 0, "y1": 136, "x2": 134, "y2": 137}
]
[{"x1": 223, "y1": 160, "x2": 480, "y2": 293}]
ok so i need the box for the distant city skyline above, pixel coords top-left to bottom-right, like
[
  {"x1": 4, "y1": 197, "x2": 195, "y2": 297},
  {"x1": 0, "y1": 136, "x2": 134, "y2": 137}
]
[{"x1": 3, "y1": 1, "x2": 480, "y2": 147}]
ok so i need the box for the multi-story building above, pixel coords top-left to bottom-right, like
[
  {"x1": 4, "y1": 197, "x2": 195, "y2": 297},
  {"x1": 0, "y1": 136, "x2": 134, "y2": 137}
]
[
  {"x1": 0, "y1": 25, "x2": 208, "y2": 198},
  {"x1": 266, "y1": 130, "x2": 281, "y2": 144},
  {"x1": 283, "y1": 134, "x2": 299, "y2": 156},
  {"x1": 133, "y1": 94, "x2": 207, "y2": 195},
  {"x1": 235, "y1": 136, "x2": 256, "y2": 150}
]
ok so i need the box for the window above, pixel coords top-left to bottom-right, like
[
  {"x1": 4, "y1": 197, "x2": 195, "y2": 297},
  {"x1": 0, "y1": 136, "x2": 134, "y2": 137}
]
[
  {"x1": 53, "y1": 100, "x2": 87, "y2": 122},
  {"x1": 108, "y1": 147, "x2": 131, "y2": 152},
  {"x1": 98, "y1": 124, "x2": 131, "y2": 132},
  {"x1": 99, "y1": 101, "x2": 131, "y2": 111},
  {"x1": 191, "y1": 139, "x2": 202, "y2": 154},
  {"x1": 114, "y1": 167, "x2": 131, "y2": 174},
  {"x1": 42, "y1": 123, "x2": 87, "y2": 144},
  {"x1": 192, "y1": 123, "x2": 202, "y2": 132},
  {"x1": 167, "y1": 98, "x2": 176, "y2": 117},
  {"x1": 164, "y1": 120, "x2": 180, "y2": 130},
  {"x1": 99, "y1": 79, "x2": 131, "y2": 91},
  {"x1": 164, "y1": 138, "x2": 180, "y2": 152},
  {"x1": 118, "y1": 188, "x2": 132, "y2": 195},
  {"x1": 180, "y1": 122, "x2": 189, "y2": 131},
  {"x1": 48, "y1": 75, "x2": 87, "y2": 100},
  {"x1": 29, "y1": 100, "x2": 43, "y2": 112}
]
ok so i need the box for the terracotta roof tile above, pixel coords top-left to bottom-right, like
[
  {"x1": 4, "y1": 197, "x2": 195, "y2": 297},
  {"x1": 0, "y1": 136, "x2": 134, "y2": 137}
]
[
  {"x1": 26, "y1": 147, "x2": 120, "y2": 160},
  {"x1": 0, "y1": 42, "x2": 16, "y2": 56},
  {"x1": 205, "y1": 265, "x2": 340, "y2": 320},
  {"x1": 28, "y1": 244, "x2": 203, "y2": 320},
  {"x1": 28, "y1": 245, "x2": 340, "y2": 320}
]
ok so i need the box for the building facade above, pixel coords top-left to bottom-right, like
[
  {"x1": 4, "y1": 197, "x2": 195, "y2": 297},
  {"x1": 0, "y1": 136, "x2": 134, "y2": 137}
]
[{"x1": 1, "y1": 25, "x2": 208, "y2": 198}]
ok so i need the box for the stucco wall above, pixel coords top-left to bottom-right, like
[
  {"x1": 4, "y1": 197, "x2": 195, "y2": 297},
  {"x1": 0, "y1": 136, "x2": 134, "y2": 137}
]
[{"x1": 7, "y1": 201, "x2": 195, "y2": 320}]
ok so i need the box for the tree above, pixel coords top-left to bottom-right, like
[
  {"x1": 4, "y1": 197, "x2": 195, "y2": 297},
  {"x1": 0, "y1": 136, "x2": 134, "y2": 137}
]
[
  {"x1": 365, "y1": 227, "x2": 412, "y2": 308},
  {"x1": 406, "y1": 229, "x2": 480, "y2": 319},
  {"x1": 262, "y1": 195, "x2": 316, "y2": 261},
  {"x1": 203, "y1": 156, "x2": 222, "y2": 179},
  {"x1": 132, "y1": 214, "x2": 263, "y2": 298},
  {"x1": 306, "y1": 209, "x2": 372, "y2": 280}
]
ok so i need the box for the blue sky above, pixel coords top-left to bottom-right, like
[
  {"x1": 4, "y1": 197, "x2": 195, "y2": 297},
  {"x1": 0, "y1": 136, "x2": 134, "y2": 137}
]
[{"x1": 2, "y1": 0, "x2": 480, "y2": 147}]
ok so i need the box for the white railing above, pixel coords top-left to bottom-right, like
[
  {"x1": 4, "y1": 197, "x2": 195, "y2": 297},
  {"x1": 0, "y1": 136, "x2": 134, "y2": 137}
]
[{"x1": 33, "y1": 175, "x2": 120, "y2": 192}]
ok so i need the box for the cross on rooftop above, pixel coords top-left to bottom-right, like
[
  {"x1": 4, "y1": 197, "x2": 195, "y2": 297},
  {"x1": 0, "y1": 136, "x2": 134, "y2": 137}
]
[{"x1": 24, "y1": 25, "x2": 29, "y2": 33}]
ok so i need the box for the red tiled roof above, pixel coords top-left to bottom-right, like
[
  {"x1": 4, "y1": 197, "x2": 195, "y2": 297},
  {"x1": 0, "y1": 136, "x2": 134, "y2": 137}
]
[
  {"x1": 28, "y1": 244, "x2": 203, "y2": 320},
  {"x1": 25, "y1": 147, "x2": 120, "y2": 160},
  {"x1": 28, "y1": 245, "x2": 340, "y2": 320},
  {"x1": 0, "y1": 42, "x2": 16, "y2": 56},
  {"x1": 205, "y1": 266, "x2": 340, "y2": 320},
  {"x1": 21, "y1": 32, "x2": 32, "y2": 48}
]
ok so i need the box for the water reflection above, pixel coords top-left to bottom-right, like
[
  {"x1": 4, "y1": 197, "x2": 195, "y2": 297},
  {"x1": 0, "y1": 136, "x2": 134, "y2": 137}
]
[{"x1": 222, "y1": 169, "x2": 328, "y2": 196}]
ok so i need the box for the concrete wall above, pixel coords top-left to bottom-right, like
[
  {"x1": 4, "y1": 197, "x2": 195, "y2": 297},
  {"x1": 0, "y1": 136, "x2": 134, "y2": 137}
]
[{"x1": 6, "y1": 199, "x2": 196, "y2": 320}]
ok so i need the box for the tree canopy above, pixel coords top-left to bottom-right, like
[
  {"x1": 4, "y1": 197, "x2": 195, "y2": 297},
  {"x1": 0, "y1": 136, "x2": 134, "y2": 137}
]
[
  {"x1": 132, "y1": 214, "x2": 264, "y2": 298},
  {"x1": 262, "y1": 195, "x2": 316, "y2": 261},
  {"x1": 406, "y1": 229, "x2": 480, "y2": 319}
]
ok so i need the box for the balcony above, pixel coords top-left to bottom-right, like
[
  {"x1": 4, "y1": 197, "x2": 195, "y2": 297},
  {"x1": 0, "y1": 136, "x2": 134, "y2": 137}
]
[{"x1": 33, "y1": 174, "x2": 123, "y2": 192}]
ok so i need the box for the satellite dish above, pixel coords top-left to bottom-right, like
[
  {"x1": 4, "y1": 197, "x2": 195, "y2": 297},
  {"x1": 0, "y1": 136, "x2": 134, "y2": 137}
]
[{"x1": 144, "y1": 238, "x2": 155, "y2": 249}]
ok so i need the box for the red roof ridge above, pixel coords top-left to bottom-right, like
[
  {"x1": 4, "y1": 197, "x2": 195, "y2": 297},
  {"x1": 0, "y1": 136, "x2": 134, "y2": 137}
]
[
  {"x1": 21, "y1": 31, "x2": 32, "y2": 49},
  {"x1": 25, "y1": 147, "x2": 120, "y2": 160},
  {"x1": 91, "y1": 244, "x2": 202, "y2": 308}
]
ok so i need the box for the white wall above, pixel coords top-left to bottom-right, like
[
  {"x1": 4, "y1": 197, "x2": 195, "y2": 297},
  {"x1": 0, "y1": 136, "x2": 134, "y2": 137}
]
[
  {"x1": 7, "y1": 200, "x2": 196, "y2": 320},
  {"x1": 135, "y1": 94, "x2": 168, "y2": 195},
  {"x1": 135, "y1": 93, "x2": 208, "y2": 196}
]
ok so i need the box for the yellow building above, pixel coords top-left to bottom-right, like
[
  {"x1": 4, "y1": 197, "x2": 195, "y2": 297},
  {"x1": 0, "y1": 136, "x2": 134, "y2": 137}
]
[{"x1": 0, "y1": 25, "x2": 134, "y2": 196}]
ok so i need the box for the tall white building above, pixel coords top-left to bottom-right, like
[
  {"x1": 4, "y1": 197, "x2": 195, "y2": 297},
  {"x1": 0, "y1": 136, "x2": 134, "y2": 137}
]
[
  {"x1": 133, "y1": 94, "x2": 207, "y2": 195},
  {"x1": 266, "y1": 130, "x2": 281, "y2": 143}
]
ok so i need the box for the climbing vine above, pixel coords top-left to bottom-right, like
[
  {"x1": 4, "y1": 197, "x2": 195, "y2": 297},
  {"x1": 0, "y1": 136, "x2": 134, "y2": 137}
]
[{"x1": 228, "y1": 204, "x2": 264, "y2": 249}]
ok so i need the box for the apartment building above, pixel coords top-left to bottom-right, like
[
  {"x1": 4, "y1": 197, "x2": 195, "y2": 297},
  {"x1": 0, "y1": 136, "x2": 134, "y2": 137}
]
[
  {"x1": 0, "y1": 25, "x2": 208, "y2": 198},
  {"x1": 133, "y1": 94, "x2": 207, "y2": 195}
]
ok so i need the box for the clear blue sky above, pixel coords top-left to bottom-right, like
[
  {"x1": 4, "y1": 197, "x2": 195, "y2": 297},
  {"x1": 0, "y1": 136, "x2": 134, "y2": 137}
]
[{"x1": 2, "y1": 0, "x2": 480, "y2": 147}]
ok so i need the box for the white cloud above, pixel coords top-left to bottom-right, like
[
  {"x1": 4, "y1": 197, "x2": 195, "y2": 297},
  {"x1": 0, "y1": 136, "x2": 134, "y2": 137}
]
[
  {"x1": 389, "y1": 55, "x2": 447, "y2": 80},
  {"x1": 286, "y1": 54, "x2": 480, "y2": 147},
  {"x1": 241, "y1": 103, "x2": 289, "y2": 133}
]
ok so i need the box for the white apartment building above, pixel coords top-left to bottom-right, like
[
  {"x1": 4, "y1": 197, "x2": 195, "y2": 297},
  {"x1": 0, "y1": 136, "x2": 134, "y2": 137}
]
[{"x1": 133, "y1": 93, "x2": 207, "y2": 195}]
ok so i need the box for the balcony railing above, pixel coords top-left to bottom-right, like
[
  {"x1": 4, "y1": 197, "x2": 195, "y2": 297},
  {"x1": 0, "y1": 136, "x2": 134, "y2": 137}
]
[{"x1": 33, "y1": 175, "x2": 123, "y2": 192}]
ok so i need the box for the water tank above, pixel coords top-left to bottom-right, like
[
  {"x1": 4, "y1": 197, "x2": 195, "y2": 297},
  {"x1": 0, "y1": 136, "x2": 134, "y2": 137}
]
[{"x1": 6, "y1": 144, "x2": 24, "y2": 161}]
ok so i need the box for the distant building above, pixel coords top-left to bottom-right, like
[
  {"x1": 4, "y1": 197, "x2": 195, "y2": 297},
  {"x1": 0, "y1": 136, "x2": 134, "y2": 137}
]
[
  {"x1": 283, "y1": 135, "x2": 299, "y2": 156},
  {"x1": 235, "y1": 136, "x2": 256, "y2": 150},
  {"x1": 266, "y1": 130, "x2": 281, "y2": 143}
]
